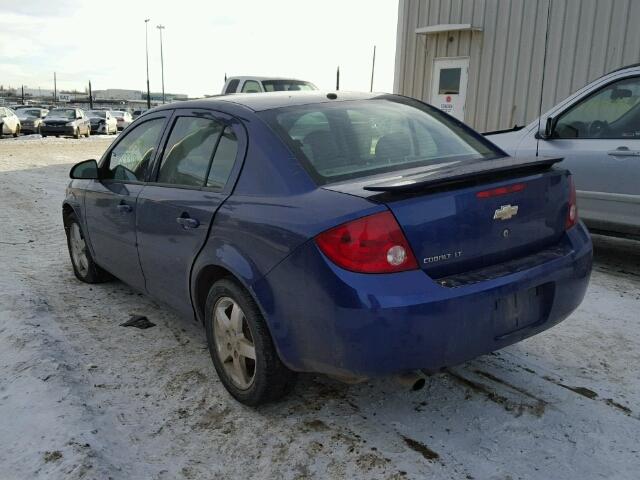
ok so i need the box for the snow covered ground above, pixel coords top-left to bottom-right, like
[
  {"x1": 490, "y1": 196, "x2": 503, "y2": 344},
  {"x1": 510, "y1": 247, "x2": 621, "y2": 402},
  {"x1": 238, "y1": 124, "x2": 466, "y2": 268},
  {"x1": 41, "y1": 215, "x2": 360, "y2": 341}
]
[{"x1": 0, "y1": 136, "x2": 638, "y2": 479}]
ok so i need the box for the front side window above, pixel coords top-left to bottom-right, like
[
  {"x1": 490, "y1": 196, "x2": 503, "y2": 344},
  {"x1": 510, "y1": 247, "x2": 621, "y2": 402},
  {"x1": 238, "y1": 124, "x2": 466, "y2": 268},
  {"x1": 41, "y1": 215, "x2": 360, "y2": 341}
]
[
  {"x1": 157, "y1": 116, "x2": 223, "y2": 187},
  {"x1": 555, "y1": 76, "x2": 640, "y2": 139},
  {"x1": 105, "y1": 118, "x2": 165, "y2": 181},
  {"x1": 261, "y1": 99, "x2": 498, "y2": 184},
  {"x1": 241, "y1": 80, "x2": 261, "y2": 93}
]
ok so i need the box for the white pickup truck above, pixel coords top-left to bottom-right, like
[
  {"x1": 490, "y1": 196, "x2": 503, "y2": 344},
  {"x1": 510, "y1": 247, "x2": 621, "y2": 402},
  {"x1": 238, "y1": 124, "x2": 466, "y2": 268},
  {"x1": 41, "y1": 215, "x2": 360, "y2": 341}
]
[{"x1": 221, "y1": 76, "x2": 317, "y2": 95}]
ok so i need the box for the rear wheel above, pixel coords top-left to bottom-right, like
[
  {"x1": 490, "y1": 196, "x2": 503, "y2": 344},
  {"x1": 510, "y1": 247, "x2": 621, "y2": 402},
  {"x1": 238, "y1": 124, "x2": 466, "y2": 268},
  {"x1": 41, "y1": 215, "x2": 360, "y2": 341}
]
[
  {"x1": 65, "y1": 212, "x2": 112, "y2": 283},
  {"x1": 205, "y1": 279, "x2": 296, "y2": 405},
  {"x1": 85, "y1": 125, "x2": 90, "y2": 138},
  {"x1": 13, "y1": 124, "x2": 20, "y2": 137}
]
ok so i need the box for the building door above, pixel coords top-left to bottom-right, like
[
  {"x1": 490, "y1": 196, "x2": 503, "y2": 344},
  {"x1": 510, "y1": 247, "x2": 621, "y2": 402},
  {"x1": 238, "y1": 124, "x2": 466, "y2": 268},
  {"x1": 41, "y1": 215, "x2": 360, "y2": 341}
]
[{"x1": 430, "y1": 57, "x2": 469, "y2": 121}]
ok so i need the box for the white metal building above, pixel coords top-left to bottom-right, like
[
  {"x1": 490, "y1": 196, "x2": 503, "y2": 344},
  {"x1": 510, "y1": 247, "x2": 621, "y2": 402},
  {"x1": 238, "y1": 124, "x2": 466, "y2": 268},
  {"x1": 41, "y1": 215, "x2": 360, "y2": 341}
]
[{"x1": 393, "y1": 0, "x2": 640, "y2": 131}]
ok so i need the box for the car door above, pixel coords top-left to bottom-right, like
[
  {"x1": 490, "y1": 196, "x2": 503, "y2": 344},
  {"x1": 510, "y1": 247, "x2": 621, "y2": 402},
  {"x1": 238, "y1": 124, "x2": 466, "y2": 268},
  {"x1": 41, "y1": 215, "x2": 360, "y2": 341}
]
[
  {"x1": 136, "y1": 108, "x2": 246, "y2": 316},
  {"x1": 538, "y1": 75, "x2": 640, "y2": 235},
  {"x1": 83, "y1": 112, "x2": 170, "y2": 289}
]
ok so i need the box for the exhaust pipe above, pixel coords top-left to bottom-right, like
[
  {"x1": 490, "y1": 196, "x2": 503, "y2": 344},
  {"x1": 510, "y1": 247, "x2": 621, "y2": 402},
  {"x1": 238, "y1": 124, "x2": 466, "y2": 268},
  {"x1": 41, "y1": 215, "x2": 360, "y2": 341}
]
[{"x1": 394, "y1": 370, "x2": 427, "y2": 391}]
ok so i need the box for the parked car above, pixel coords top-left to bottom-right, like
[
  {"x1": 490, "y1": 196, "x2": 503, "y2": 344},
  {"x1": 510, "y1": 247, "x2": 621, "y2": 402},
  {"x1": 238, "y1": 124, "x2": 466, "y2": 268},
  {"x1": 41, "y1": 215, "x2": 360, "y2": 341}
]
[
  {"x1": 63, "y1": 92, "x2": 592, "y2": 405},
  {"x1": 16, "y1": 108, "x2": 49, "y2": 134},
  {"x1": 111, "y1": 110, "x2": 133, "y2": 131},
  {"x1": 0, "y1": 107, "x2": 21, "y2": 137},
  {"x1": 222, "y1": 76, "x2": 317, "y2": 94},
  {"x1": 41, "y1": 108, "x2": 91, "y2": 138},
  {"x1": 87, "y1": 110, "x2": 117, "y2": 135},
  {"x1": 487, "y1": 64, "x2": 640, "y2": 238},
  {"x1": 132, "y1": 109, "x2": 148, "y2": 119}
]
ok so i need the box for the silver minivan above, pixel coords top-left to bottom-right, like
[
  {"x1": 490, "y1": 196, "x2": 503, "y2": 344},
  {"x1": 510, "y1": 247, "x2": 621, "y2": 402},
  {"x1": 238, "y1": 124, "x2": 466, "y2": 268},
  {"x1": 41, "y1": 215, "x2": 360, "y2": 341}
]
[{"x1": 487, "y1": 64, "x2": 640, "y2": 238}]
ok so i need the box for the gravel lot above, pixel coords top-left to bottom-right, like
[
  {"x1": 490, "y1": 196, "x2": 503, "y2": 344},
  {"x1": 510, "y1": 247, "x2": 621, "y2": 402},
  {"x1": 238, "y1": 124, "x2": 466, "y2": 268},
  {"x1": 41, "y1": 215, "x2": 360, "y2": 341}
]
[{"x1": 1, "y1": 135, "x2": 639, "y2": 479}]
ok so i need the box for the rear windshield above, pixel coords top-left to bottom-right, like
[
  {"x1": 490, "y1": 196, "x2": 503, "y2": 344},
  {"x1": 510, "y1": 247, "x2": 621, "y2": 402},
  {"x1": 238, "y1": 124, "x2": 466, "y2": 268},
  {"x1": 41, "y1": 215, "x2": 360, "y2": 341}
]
[
  {"x1": 89, "y1": 110, "x2": 107, "y2": 117},
  {"x1": 261, "y1": 98, "x2": 502, "y2": 184},
  {"x1": 262, "y1": 80, "x2": 317, "y2": 92}
]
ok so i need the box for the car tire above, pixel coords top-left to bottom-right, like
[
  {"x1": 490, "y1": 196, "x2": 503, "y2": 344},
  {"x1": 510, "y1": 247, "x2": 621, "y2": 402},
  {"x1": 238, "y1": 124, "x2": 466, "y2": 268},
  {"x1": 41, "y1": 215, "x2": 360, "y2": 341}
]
[
  {"x1": 65, "y1": 212, "x2": 113, "y2": 283},
  {"x1": 37, "y1": 125, "x2": 41, "y2": 135},
  {"x1": 73, "y1": 128, "x2": 80, "y2": 139},
  {"x1": 13, "y1": 124, "x2": 20, "y2": 137},
  {"x1": 85, "y1": 126, "x2": 90, "y2": 138},
  {"x1": 205, "y1": 278, "x2": 296, "y2": 406}
]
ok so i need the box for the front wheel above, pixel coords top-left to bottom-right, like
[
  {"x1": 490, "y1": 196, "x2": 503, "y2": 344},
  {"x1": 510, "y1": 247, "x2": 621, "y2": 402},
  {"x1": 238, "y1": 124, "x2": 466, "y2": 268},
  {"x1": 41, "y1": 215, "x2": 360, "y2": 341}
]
[
  {"x1": 65, "y1": 212, "x2": 112, "y2": 283},
  {"x1": 73, "y1": 128, "x2": 80, "y2": 139},
  {"x1": 205, "y1": 279, "x2": 296, "y2": 406}
]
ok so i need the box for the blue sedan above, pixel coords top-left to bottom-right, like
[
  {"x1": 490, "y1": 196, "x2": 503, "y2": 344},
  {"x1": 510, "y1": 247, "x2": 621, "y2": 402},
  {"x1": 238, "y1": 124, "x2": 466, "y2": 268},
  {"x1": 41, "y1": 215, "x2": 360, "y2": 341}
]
[{"x1": 63, "y1": 92, "x2": 592, "y2": 405}]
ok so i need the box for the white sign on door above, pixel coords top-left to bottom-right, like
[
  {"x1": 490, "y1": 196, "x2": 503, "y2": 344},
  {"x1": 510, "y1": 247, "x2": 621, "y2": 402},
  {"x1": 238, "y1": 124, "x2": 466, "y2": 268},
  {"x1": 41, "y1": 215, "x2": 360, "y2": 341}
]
[{"x1": 431, "y1": 57, "x2": 469, "y2": 122}]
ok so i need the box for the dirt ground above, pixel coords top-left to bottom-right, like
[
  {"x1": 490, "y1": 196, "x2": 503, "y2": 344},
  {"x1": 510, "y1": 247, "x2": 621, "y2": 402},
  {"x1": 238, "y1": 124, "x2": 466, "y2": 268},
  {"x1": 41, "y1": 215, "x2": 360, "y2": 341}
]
[{"x1": 1, "y1": 135, "x2": 639, "y2": 480}]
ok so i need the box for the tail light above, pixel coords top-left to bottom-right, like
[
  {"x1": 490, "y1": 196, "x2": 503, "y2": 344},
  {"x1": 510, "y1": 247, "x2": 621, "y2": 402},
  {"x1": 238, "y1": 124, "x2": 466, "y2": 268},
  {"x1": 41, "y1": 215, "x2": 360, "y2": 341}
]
[
  {"x1": 315, "y1": 211, "x2": 418, "y2": 273},
  {"x1": 566, "y1": 176, "x2": 578, "y2": 229},
  {"x1": 476, "y1": 182, "x2": 526, "y2": 199}
]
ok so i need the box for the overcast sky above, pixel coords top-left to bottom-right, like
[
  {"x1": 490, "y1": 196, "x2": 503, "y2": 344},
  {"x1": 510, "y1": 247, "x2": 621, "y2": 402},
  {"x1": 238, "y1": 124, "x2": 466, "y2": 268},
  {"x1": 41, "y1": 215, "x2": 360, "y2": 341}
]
[{"x1": 0, "y1": 0, "x2": 399, "y2": 97}]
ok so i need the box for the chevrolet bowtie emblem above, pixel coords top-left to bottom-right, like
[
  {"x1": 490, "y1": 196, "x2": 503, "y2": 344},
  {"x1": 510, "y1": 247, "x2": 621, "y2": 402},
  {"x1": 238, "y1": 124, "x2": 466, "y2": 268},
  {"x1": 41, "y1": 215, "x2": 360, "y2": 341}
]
[{"x1": 493, "y1": 204, "x2": 519, "y2": 221}]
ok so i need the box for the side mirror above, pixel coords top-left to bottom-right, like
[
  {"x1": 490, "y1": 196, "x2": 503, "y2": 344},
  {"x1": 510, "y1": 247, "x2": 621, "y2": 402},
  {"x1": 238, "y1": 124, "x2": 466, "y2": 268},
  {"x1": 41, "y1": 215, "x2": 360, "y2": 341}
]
[
  {"x1": 537, "y1": 116, "x2": 555, "y2": 140},
  {"x1": 70, "y1": 159, "x2": 99, "y2": 180}
]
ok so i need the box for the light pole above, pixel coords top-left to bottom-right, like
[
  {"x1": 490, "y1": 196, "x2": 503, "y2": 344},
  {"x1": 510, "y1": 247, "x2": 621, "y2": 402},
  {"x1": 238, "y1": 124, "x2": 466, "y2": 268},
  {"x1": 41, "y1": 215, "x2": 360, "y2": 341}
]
[
  {"x1": 145, "y1": 18, "x2": 151, "y2": 109},
  {"x1": 157, "y1": 24, "x2": 166, "y2": 104}
]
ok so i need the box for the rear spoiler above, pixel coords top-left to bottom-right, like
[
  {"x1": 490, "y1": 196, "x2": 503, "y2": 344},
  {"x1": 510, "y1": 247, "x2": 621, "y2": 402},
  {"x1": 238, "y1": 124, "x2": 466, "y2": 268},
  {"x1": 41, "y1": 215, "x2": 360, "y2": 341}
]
[{"x1": 363, "y1": 156, "x2": 563, "y2": 193}]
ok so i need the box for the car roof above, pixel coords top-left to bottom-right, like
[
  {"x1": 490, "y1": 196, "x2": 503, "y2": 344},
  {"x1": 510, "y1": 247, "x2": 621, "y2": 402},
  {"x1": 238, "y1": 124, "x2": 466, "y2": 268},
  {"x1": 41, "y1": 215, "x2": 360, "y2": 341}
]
[
  {"x1": 226, "y1": 76, "x2": 313, "y2": 83},
  {"x1": 156, "y1": 91, "x2": 381, "y2": 113}
]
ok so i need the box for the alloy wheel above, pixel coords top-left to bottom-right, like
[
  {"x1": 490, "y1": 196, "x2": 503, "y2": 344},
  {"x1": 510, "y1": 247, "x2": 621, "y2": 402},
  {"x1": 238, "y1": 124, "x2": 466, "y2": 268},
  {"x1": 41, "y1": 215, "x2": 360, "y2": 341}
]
[
  {"x1": 212, "y1": 297, "x2": 257, "y2": 389},
  {"x1": 69, "y1": 222, "x2": 89, "y2": 277}
]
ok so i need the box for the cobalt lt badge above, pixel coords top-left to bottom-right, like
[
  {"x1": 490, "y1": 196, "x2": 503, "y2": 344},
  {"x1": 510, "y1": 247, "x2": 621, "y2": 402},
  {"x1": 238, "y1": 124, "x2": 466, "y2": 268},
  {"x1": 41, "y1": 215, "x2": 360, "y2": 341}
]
[{"x1": 493, "y1": 204, "x2": 519, "y2": 221}]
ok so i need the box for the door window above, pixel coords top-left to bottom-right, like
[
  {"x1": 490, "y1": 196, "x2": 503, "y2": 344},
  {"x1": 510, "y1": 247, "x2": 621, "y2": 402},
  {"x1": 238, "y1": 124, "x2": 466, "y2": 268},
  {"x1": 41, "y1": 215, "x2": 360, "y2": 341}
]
[
  {"x1": 241, "y1": 80, "x2": 261, "y2": 93},
  {"x1": 157, "y1": 116, "x2": 224, "y2": 187},
  {"x1": 207, "y1": 127, "x2": 238, "y2": 189},
  {"x1": 104, "y1": 118, "x2": 165, "y2": 181},
  {"x1": 438, "y1": 68, "x2": 461, "y2": 94},
  {"x1": 555, "y1": 76, "x2": 640, "y2": 139}
]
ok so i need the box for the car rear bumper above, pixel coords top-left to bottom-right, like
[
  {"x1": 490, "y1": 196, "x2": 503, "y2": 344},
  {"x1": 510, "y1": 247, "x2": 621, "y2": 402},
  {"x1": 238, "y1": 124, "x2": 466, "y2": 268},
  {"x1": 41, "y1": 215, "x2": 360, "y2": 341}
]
[{"x1": 253, "y1": 223, "x2": 592, "y2": 377}]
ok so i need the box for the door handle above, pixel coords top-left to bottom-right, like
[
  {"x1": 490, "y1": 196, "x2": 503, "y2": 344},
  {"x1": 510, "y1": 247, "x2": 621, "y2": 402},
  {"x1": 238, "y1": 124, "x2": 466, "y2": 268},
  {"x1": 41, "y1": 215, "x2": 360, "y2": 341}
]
[
  {"x1": 176, "y1": 214, "x2": 200, "y2": 229},
  {"x1": 607, "y1": 147, "x2": 640, "y2": 157},
  {"x1": 117, "y1": 202, "x2": 133, "y2": 213}
]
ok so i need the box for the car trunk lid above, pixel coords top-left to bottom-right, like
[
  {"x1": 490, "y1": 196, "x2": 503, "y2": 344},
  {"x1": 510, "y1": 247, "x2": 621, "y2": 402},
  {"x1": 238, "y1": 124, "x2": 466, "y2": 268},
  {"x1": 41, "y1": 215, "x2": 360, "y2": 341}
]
[{"x1": 323, "y1": 157, "x2": 569, "y2": 278}]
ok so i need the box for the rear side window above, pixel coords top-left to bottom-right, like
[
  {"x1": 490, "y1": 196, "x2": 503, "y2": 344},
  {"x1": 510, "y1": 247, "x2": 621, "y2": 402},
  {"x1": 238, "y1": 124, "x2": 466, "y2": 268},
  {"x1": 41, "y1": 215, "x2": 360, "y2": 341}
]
[
  {"x1": 224, "y1": 79, "x2": 240, "y2": 94},
  {"x1": 207, "y1": 128, "x2": 238, "y2": 189},
  {"x1": 157, "y1": 117, "x2": 223, "y2": 187},
  {"x1": 261, "y1": 99, "x2": 498, "y2": 184},
  {"x1": 105, "y1": 118, "x2": 165, "y2": 181}
]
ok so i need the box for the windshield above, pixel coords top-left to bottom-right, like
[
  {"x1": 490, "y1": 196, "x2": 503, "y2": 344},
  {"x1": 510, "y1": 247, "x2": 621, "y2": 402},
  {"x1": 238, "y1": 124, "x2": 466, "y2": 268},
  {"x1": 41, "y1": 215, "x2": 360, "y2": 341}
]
[
  {"x1": 47, "y1": 109, "x2": 76, "y2": 119},
  {"x1": 261, "y1": 98, "x2": 502, "y2": 184},
  {"x1": 262, "y1": 80, "x2": 317, "y2": 92},
  {"x1": 18, "y1": 109, "x2": 43, "y2": 118},
  {"x1": 89, "y1": 110, "x2": 107, "y2": 118}
]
